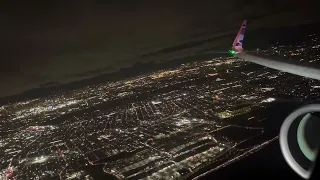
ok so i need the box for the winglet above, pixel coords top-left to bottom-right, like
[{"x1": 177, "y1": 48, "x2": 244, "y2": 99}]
[{"x1": 232, "y1": 20, "x2": 247, "y2": 52}]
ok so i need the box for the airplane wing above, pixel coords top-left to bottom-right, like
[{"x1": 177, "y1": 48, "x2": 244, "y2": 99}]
[{"x1": 232, "y1": 20, "x2": 320, "y2": 81}]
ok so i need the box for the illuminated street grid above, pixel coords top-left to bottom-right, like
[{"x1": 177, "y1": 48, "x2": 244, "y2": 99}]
[{"x1": 0, "y1": 33, "x2": 320, "y2": 179}]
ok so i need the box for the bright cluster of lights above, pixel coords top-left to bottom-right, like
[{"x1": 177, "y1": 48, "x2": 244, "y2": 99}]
[
  {"x1": 150, "y1": 69, "x2": 181, "y2": 79},
  {"x1": 261, "y1": 97, "x2": 276, "y2": 103}
]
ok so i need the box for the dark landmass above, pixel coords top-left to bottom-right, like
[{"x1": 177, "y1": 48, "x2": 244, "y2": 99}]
[{"x1": 39, "y1": 81, "x2": 61, "y2": 88}]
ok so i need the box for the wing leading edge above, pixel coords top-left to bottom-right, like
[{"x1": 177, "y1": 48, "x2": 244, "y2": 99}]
[{"x1": 231, "y1": 20, "x2": 320, "y2": 81}]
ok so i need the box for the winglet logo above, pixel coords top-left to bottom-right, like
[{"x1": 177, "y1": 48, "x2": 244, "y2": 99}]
[{"x1": 236, "y1": 41, "x2": 242, "y2": 46}]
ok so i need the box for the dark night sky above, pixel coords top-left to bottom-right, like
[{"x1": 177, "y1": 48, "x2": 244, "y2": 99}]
[{"x1": 0, "y1": 0, "x2": 319, "y2": 97}]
